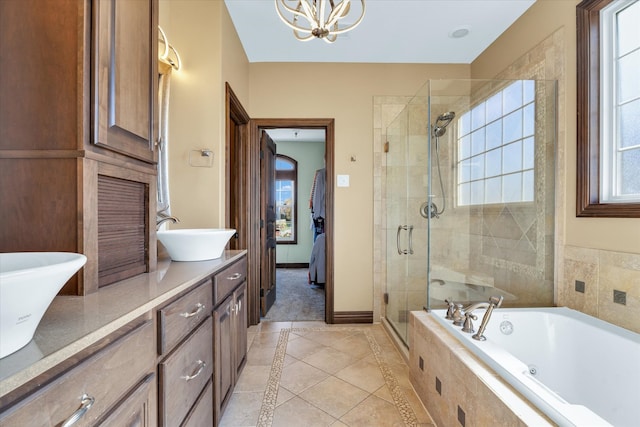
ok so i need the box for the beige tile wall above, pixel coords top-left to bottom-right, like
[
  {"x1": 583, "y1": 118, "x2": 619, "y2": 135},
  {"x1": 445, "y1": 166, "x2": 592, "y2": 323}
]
[{"x1": 559, "y1": 246, "x2": 640, "y2": 333}]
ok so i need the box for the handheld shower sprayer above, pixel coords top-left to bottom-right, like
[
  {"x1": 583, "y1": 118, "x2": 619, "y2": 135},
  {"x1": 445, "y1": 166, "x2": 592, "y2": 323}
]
[{"x1": 421, "y1": 111, "x2": 456, "y2": 219}]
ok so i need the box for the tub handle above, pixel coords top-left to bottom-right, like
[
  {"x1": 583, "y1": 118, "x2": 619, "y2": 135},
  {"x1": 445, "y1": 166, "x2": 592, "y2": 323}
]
[{"x1": 462, "y1": 312, "x2": 477, "y2": 333}]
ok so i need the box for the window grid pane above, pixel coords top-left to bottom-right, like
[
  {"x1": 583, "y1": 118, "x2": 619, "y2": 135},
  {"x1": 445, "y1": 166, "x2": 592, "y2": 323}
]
[
  {"x1": 602, "y1": 1, "x2": 640, "y2": 202},
  {"x1": 457, "y1": 80, "x2": 536, "y2": 206}
]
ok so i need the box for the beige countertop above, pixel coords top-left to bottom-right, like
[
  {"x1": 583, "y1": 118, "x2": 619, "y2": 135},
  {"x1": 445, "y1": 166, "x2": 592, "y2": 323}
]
[{"x1": 0, "y1": 250, "x2": 246, "y2": 399}]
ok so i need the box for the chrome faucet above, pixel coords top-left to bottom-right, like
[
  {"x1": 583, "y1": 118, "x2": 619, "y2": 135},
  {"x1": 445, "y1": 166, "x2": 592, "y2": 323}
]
[
  {"x1": 462, "y1": 296, "x2": 504, "y2": 341},
  {"x1": 156, "y1": 216, "x2": 179, "y2": 229},
  {"x1": 156, "y1": 207, "x2": 179, "y2": 230}
]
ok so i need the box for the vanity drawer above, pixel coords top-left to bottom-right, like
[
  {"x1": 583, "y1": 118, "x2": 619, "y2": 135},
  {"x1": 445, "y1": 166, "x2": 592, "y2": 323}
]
[
  {"x1": 182, "y1": 379, "x2": 214, "y2": 427},
  {"x1": 158, "y1": 316, "x2": 213, "y2": 427},
  {"x1": 158, "y1": 279, "x2": 212, "y2": 355},
  {"x1": 0, "y1": 320, "x2": 155, "y2": 427},
  {"x1": 213, "y1": 257, "x2": 247, "y2": 305}
]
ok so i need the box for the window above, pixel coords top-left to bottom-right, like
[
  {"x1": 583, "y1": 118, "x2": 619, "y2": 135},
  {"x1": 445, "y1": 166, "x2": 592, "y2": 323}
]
[
  {"x1": 577, "y1": 0, "x2": 640, "y2": 217},
  {"x1": 275, "y1": 155, "x2": 297, "y2": 243},
  {"x1": 457, "y1": 80, "x2": 536, "y2": 206}
]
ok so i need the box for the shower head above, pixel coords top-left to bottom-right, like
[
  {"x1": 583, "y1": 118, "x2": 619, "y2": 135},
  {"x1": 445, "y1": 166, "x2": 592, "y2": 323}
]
[{"x1": 433, "y1": 111, "x2": 456, "y2": 138}]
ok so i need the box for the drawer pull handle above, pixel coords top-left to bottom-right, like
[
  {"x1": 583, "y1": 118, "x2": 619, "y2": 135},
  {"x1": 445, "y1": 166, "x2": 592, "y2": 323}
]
[
  {"x1": 227, "y1": 272, "x2": 242, "y2": 280},
  {"x1": 61, "y1": 393, "x2": 95, "y2": 427},
  {"x1": 182, "y1": 360, "x2": 206, "y2": 381},
  {"x1": 180, "y1": 303, "x2": 205, "y2": 318}
]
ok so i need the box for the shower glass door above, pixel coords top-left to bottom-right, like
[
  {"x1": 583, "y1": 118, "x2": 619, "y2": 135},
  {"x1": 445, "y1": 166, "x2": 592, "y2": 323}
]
[{"x1": 384, "y1": 89, "x2": 430, "y2": 346}]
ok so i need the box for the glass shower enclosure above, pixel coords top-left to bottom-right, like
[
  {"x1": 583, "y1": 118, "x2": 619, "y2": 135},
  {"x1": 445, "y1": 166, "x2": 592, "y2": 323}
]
[{"x1": 383, "y1": 79, "x2": 557, "y2": 346}]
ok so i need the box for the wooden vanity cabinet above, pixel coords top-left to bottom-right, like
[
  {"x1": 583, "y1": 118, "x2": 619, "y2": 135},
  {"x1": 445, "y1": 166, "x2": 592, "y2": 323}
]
[
  {"x1": 213, "y1": 257, "x2": 248, "y2": 424},
  {"x1": 0, "y1": 0, "x2": 158, "y2": 295},
  {"x1": 0, "y1": 318, "x2": 157, "y2": 427}
]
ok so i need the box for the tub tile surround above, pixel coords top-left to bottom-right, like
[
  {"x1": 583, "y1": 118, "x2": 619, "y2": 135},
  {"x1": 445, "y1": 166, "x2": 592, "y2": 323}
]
[
  {"x1": 409, "y1": 311, "x2": 553, "y2": 427},
  {"x1": 559, "y1": 246, "x2": 640, "y2": 333}
]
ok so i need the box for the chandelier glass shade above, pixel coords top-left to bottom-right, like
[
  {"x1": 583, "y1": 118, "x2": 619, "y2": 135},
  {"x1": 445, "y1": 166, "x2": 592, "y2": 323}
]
[{"x1": 275, "y1": 0, "x2": 366, "y2": 43}]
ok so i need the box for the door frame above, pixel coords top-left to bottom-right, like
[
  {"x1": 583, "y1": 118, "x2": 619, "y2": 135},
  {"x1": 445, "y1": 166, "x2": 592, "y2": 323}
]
[
  {"x1": 251, "y1": 118, "x2": 335, "y2": 324},
  {"x1": 225, "y1": 84, "x2": 335, "y2": 324}
]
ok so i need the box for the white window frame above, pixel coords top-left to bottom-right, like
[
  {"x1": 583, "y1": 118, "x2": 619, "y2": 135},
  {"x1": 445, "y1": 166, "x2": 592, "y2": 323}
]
[{"x1": 600, "y1": 0, "x2": 640, "y2": 203}]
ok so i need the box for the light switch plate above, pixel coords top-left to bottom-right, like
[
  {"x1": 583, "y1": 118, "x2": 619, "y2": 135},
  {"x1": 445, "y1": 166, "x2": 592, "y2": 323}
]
[{"x1": 337, "y1": 174, "x2": 350, "y2": 187}]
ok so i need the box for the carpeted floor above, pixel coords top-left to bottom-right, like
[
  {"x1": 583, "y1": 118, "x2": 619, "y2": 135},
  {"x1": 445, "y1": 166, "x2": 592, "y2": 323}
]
[{"x1": 262, "y1": 268, "x2": 325, "y2": 321}]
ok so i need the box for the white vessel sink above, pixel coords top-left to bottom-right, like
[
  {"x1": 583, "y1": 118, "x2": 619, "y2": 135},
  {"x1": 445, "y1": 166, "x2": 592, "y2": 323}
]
[
  {"x1": 157, "y1": 228, "x2": 235, "y2": 262},
  {"x1": 0, "y1": 252, "x2": 87, "y2": 358}
]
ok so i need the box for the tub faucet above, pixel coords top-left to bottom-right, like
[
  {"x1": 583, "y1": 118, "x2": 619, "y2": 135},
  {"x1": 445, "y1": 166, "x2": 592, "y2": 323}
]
[{"x1": 464, "y1": 296, "x2": 504, "y2": 341}]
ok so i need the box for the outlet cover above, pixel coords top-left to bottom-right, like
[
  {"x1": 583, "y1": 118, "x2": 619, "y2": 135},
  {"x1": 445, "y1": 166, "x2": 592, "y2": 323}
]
[
  {"x1": 575, "y1": 280, "x2": 585, "y2": 293},
  {"x1": 337, "y1": 174, "x2": 350, "y2": 187}
]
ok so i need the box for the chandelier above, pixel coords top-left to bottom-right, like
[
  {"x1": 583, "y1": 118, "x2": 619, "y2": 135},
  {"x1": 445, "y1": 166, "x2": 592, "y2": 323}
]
[{"x1": 275, "y1": 0, "x2": 366, "y2": 43}]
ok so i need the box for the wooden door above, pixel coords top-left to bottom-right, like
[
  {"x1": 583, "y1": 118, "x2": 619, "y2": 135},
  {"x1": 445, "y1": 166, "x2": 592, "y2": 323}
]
[{"x1": 260, "y1": 131, "x2": 277, "y2": 316}]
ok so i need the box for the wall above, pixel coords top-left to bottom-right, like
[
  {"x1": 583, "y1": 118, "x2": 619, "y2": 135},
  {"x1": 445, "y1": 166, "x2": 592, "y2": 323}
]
[
  {"x1": 472, "y1": 0, "x2": 640, "y2": 332},
  {"x1": 249, "y1": 63, "x2": 470, "y2": 313},
  {"x1": 274, "y1": 140, "x2": 325, "y2": 265},
  {"x1": 159, "y1": 1, "x2": 250, "y2": 228}
]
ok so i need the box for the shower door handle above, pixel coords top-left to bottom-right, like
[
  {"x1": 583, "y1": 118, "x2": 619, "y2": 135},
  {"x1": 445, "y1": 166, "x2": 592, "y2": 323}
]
[
  {"x1": 408, "y1": 225, "x2": 414, "y2": 255},
  {"x1": 397, "y1": 225, "x2": 409, "y2": 255}
]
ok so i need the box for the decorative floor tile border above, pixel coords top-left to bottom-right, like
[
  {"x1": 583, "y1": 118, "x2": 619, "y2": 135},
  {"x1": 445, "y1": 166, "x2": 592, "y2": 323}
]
[{"x1": 257, "y1": 327, "x2": 419, "y2": 427}]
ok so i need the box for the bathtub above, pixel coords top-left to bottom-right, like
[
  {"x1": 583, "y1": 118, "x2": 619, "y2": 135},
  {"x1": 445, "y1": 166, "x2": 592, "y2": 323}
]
[{"x1": 431, "y1": 307, "x2": 640, "y2": 427}]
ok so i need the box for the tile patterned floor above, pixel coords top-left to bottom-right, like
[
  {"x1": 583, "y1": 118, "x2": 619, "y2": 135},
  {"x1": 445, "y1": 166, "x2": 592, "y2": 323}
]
[{"x1": 220, "y1": 321, "x2": 436, "y2": 427}]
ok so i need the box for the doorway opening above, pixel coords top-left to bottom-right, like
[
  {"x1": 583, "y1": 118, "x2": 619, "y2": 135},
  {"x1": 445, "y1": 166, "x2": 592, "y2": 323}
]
[
  {"x1": 253, "y1": 120, "x2": 334, "y2": 324},
  {"x1": 262, "y1": 128, "x2": 327, "y2": 322}
]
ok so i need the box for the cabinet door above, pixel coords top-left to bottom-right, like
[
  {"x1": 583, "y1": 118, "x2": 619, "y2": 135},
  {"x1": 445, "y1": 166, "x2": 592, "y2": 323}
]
[
  {"x1": 213, "y1": 294, "x2": 234, "y2": 423},
  {"x1": 93, "y1": 0, "x2": 158, "y2": 163},
  {"x1": 234, "y1": 282, "x2": 248, "y2": 379}
]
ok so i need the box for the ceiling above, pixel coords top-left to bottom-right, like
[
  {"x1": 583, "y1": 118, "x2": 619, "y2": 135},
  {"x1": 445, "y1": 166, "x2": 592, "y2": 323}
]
[
  {"x1": 224, "y1": 0, "x2": 536, "y2": 64},
  {"x1": 266, "y1": 128, "x2": 326, "y2": 143}
]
